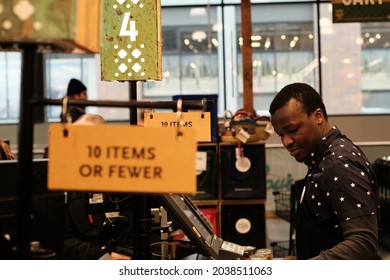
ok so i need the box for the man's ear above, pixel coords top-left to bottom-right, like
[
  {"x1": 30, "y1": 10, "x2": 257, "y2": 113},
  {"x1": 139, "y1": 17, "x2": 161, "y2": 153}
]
[{"x1": 314, "y1": 108, "x2": 324, "y2": 125}]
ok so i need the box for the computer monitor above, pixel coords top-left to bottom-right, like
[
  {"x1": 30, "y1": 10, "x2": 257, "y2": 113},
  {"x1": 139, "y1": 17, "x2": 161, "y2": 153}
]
[
  {"x1": 160, "y1": 193, "x2": 223, "y2": 259},
  {"x1": 0, "y1": 159, "x2": 65, "y2": 259}
]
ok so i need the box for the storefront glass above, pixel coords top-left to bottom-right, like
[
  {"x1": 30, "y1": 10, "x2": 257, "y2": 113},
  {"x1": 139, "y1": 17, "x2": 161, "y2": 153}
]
[{"x1": 1, "y1": 1, "x2": 390, "y2": 123}]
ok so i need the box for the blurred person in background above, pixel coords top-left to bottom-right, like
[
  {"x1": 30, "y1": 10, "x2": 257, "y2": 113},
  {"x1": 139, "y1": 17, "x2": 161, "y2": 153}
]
[
  {"x1": 60, "y1": 78, "x2": 88, "y2": 123},
  {"x1": 63, "y1": 114, "x2": 133, "y2": 260}
]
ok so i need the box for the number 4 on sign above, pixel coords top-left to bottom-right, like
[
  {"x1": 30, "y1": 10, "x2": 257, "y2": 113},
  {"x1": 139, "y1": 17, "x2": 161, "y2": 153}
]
[{"x1": 120, "y1": 12, "x2": 138, "y2": 41}]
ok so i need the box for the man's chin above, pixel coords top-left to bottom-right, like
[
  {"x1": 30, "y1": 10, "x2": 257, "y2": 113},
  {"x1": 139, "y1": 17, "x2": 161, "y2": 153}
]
[{"x1": 293, "y1": 155, "x2": 305, "y2": 162}]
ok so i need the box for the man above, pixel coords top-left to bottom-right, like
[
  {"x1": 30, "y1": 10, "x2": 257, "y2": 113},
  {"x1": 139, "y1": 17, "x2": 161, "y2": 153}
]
[
  {"x1": 60, "y1": 78, "x2": 88, "y2": 123},
  {"x1": 269, "y1": 82, "x2": 381, "y2": 259}
]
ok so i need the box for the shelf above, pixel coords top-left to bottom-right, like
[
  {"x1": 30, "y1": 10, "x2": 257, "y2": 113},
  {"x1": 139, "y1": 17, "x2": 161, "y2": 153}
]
[
  {"x1": 192, "y1": 142, "x2": 267, "y2": 248},
  {"x1": 219, "y1": 199, "x2": 266, "y2": 205},
  {"x1": 192, "y1": 199, "x2": 218, "y2": 206}
]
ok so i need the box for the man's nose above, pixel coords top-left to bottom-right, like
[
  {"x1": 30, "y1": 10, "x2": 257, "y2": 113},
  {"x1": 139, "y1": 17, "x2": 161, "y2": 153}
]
[{"x1": 282, "y1": 135, "x2": 293, "y2": 147}]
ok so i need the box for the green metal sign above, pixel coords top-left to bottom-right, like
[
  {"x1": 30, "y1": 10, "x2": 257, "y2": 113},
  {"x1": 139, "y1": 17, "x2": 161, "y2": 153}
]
[
  {"x1": 0, "y1": 0, "x2": 75, "y2": 42},
  {"x1": 0, "y1": 0, "x2": 101, "y2": 52},
  {"x1": 101, "y1": 0, "x2": 162, "y2": 81},
  {"x1": 332, "y1": 0, "x2": 390, "y2": 23}
]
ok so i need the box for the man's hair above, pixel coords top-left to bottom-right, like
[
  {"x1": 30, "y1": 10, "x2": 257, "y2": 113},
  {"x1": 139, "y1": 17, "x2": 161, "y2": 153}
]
[
  {"x1": 74, "y1": 114, "x2": 106, "y2": 126},
  {"x1": 269, "y1": 82, "x2": 328, "y2": 120}
]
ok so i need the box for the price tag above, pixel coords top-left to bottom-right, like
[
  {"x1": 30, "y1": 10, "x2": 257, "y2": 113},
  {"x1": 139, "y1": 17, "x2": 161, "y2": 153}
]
[
  {"x1": 236, "y1": 128, "x2": 250, "y2": 143},
  {"x1": 195, "y1": 151, "x2": 207, "y2": 175}
]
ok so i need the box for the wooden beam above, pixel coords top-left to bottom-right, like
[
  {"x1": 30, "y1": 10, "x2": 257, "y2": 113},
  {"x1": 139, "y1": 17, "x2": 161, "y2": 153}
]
[{"x1": 241, "y1": 0, "x2": 254, "y2": 114}]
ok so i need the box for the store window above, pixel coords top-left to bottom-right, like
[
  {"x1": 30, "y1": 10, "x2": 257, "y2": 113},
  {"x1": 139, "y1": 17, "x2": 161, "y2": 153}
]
[
  {"x1": 44, "y1": 54, "x2": 94, "y2": 121},
  {"x1": 0, "y1": 51, "x2": 21, "y2": 123},
  {"x1": 2, "y1": 1, "x2": 390, "y2": 125},
  {"x1": 355, "y1": 22, "x2": 390, "y2": 114},
  {"x1": 141, "y1": 6, "x2": 221, "y2": 105},
  {"x1": 320, "y1": 3, "x2": 390, "y2": 114},
  {"x1": 44, "y1": 53, "x2": 130, "y2": 122},
  {"x1": 235, "y1": 4, "x2": 316, "y2": 115}
]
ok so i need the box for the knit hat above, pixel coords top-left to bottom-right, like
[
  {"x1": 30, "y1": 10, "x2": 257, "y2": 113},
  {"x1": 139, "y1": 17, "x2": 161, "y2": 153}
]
[{"x1": 67, "y1": 79, "x2": 87, "y2": 96}]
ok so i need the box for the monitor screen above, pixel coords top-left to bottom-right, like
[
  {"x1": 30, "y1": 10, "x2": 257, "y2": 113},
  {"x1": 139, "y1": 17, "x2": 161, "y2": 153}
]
[
  {"x1": 0, "y1": 159, "x2": 65, "y2": 259},
  {"x1": 160, "y1": 194, "x2": 223, "y2": 259}
]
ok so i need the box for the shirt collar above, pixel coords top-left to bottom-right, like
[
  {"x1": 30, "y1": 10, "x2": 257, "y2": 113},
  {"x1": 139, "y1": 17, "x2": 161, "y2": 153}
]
[{"x1": 304, "y1": 126, "x2": 341, "y2": 167}]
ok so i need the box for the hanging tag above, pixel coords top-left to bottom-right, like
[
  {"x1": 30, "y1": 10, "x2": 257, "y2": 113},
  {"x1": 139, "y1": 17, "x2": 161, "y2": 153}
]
[
  {"x1": 195, "y1": 151, "x2": 207, "y2": 175},
  {"x1": 144, "y1": 112, "x2": 211, "y2": 142},
  {"x1": 47, "y1": 123, "x2": 197, "y2": 194},
  {"x1": 235, "y1": 147, "x2": 251, "y2": 173},
  {"x1": 235, "y1": 147, "x2": 243, "y2": 160},
  {"x1": 264, "y1": 122, "x2": 274, "y2": 135},
  {"x1": 236, "y1": 128, "x2": 250, "y2": 143}
]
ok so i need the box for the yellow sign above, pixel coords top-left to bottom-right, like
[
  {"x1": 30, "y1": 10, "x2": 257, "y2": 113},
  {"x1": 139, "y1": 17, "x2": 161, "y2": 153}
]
[
  {"x1": 332, "y1": 0, "x2": 390, "y2": 23},
  {"x1": 143, "y1": 112, "x2": 211, "y2": 142},
  {"x1": 100, "y1": 0, "x2": 162, "y2": 81},
  {"x1": 47, "y1": 124, "x2": 196, "y2": 194}
]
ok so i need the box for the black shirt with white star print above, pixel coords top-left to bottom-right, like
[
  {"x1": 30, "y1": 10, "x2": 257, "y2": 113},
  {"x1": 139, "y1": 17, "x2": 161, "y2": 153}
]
[{"x1": 296, "y1": 126, "x2": 380, "y2": 259}]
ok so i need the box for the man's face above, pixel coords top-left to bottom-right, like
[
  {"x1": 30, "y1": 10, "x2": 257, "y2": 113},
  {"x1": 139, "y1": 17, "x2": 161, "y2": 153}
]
[{"x1": 270, "y1": 98, "x2": 323, "y2": 162}]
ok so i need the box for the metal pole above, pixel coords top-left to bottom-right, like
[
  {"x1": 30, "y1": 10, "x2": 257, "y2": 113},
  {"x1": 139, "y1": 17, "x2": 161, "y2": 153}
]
[
  {"x1": 17, "y1": 43, "x2": 38, "y2": 259},
  {"x1": 129, "y1": 81, "x2": 151, "y2": 260}
]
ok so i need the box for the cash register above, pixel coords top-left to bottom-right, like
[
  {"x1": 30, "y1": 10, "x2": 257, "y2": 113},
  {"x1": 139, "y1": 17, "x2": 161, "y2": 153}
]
[{"x1": 160, "y1": 194, "x2": 246, "y2": 260}]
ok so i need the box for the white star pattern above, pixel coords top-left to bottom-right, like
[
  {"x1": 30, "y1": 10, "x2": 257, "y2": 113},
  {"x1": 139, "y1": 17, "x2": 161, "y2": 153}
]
[{"x1": 301, "y1": 127, "x2": 378, "y2": 241}]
